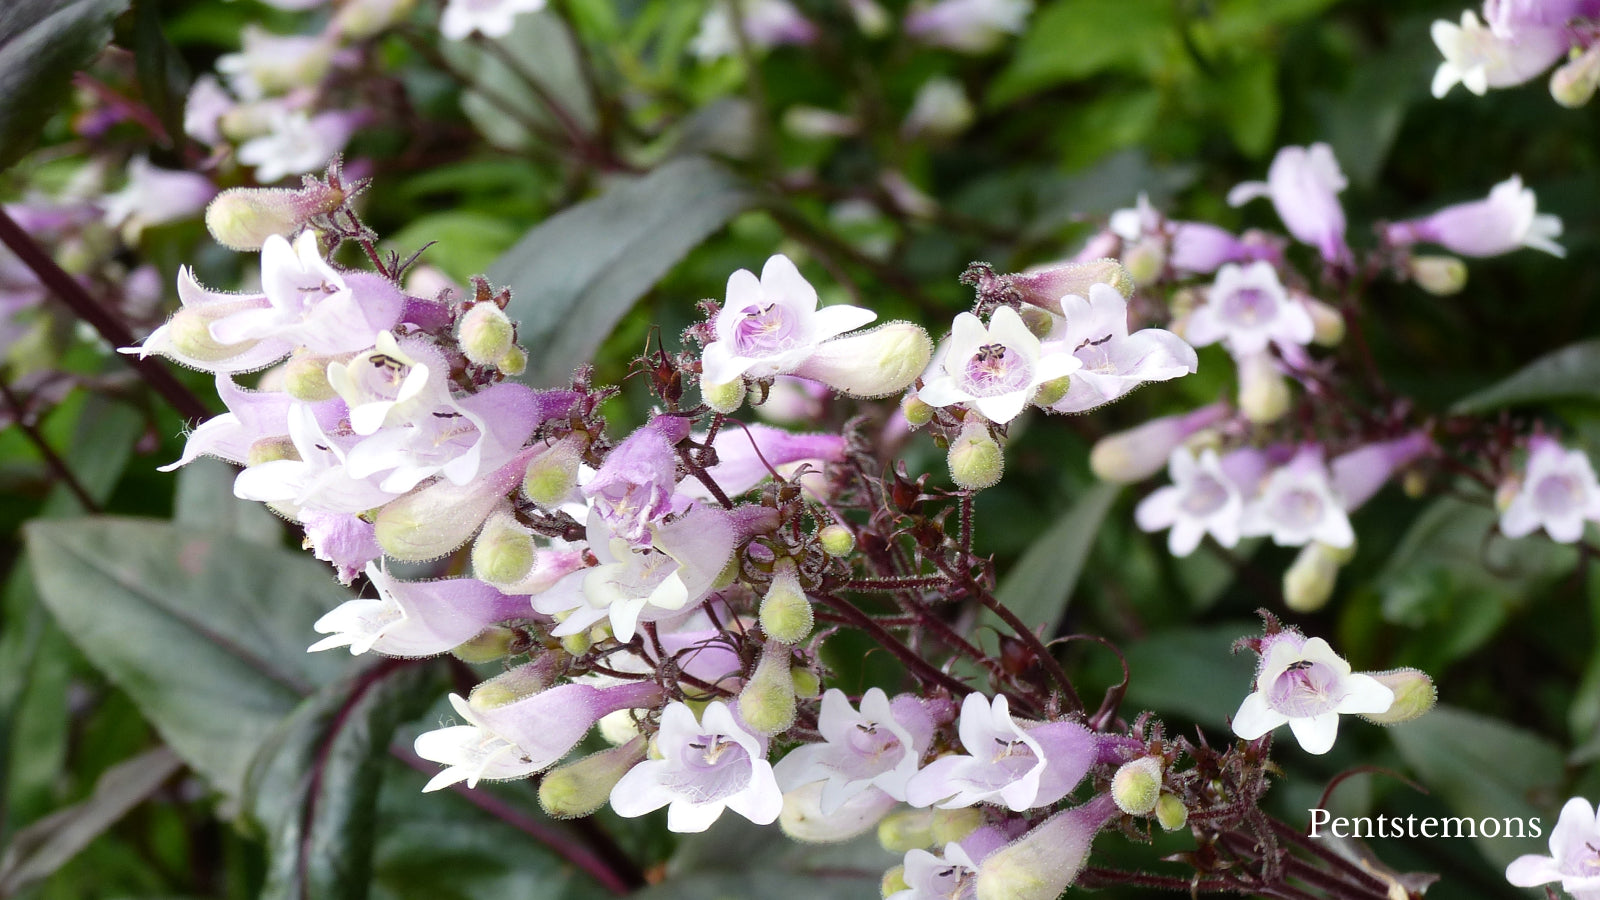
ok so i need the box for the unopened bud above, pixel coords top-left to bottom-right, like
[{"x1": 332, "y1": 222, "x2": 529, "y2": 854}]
[
  {"x1": 1032, "y1": 375, "x2": 1071, "y2": 408},
  {"x1": 1238, "y1": 353, "x2": 1291, "y2": 424},
  {"x1": 561, "y1": 630, "x2": 592, "y2": 656},
  {"x1": 539, "y1": 737, "x2": 647, "y2": 819},
  {"x1": 497, "y1": 344, "x2": 528, "y2": 376},
  {"x1": 881, "y1": 866, "x2": 909, "y2": 898},
  {"x1": 975, "y1": 796, "x2": 1115, "y2": 900},
  {"x1": 1018, "y1": 306, "x2": 1055, "y2": 339},
  {"x1": 1089, "y1": 402, "x2": 1229, "y2": 483},
  {"x1": 877, "y1": 808, "x2": 937, "y2": 852},
  {"x1": 1111, "y1": 756, "x2": 1164, "y2": 815},
  {"x1": 738, "y1": 642, "x2": 797, "y2": 734},
  {"x1": 469, "y1": 657, "x2": 564, "y2": 710},
  {"x1": 1283, "y1": 542, "x2": 1343, "y2": 613},
  {"x1": 522, "y1": 434, "x2": 585, "y2": 509},
  {"x1": 948, "y1": 421, "x2": 1003, "y2": 491},
  {"x1": 168, "y1": 308, "x2": 258, "y2": 362},
  {"x1": 930, "y1": 808, "x2": 984, "y2": 845},
  {"x1": 246, "y1": 436, "x2": 300, "y2": 466},
  {"x1": 791, "y1": 322, "x2": 934, "y2": 398},
  {"x1": 1123, "y1": 239, "x2": 1165, "y2": 286},
  {"x1": 598, "y1": 708, "x2": 641, "y2": 745},
  {"x1": 985, "y1": 259, "x2": 1133, "y2": 315},
  {"x1": 458, "y1": 303, "x2": 515, "y2": 367},
  {"x1": 702, "y1": 376, "x2": 746, "y2": 414},
  {"x1": 450, "y1": 626, "x2": 517, "y2": 663},
  {"x1": 1402, "y1": 469, "x2": 1428, "y2": 499},
  {"x1": 376, "y1": 452, "x2": 529, "y2": 561},
  {"x1": 1155, "y1": 793, "x2": 1188, "y2": 831},
  {"x1": 783, "y1": 106, "x2": 859, "y2": 139},
  {"x1": 1302, "y1": 297, "x2": 1345, "y2": 347},
  {"x1": 791, "y1": 667, "x2": 822, "y2": 699},
  {"x1": 760, "y1": 562, "x2": 813, "y2": 644},
  {"x1": 1409, "y1": 255, "x2": 1467, "y2": 296},
  {"x1": 818, "y1": 523, "x2": 855, "y2": 557},
  {"x1": 282, "y1": 353, "x2": 338, "y2": 401},
  {"x1": 205, "y1": 181, "x2": 344, "y2": 251},
  {"x1": 780, "y1": 780, "x2": 897, "y2": 843},
  {"x1": 1551, "y1": 44, "x2": 1600, "y2": 108},
  {"x1": 471, "y1": 512, "x2": 536, "y2": 585},
  {"x1": 333, "y1": 0, "x2": 418, "y2": 39},
  {"x1": 1361, "y1": 667, "x2": 1436, "y2": 725},
  {"x1": 901, "y1": 393, "x2": 934, "y2": 428}
]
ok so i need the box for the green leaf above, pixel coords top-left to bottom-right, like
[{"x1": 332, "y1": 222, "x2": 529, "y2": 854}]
[
  {"x1": 0, "y1": 0, "x2": 132, "y2": 172},
  {"x1": 173, "y1": 458, "x2": 282, "y2": 546},
  {"x1": 448, "y1": 12, "x2": 596, "y2": 152},
  {"x1": 1390, "y1": 705, "x2": 1564, "y2": 869},
  {"x1": 988, "y1": 0, "x2": 1175, "y2": 107},
  {"x1": 1451, "y1": 338, "x2": 1600, "y2": 414},
  {"x1": 1213, "y1": 55, "x2": 1278, "y2": 158},
  {"x1": 0, "y1": 746, "x2": 183, "y2": 896},
  {"x1": 490, "y1": 156, "x2": 755, "y2": 387},
  {"x1": 127, "y1": 0, "x2": 188, "y2": 152},
  {"x1": 251, "y1": 662, "x2": 443, "y2": 900},
  {"x1": 1120, "y1": 622, "x2": 1257, "y2": 729},
  {"x1": 991, "y1": 482, "x2": 1119, "y2": 636},
  {"x1": 631, "y1": 817, "x2": 885, "y2": 900},
  {"x1": 24, "y1": 517, "x2": 353, "y2": 799}
]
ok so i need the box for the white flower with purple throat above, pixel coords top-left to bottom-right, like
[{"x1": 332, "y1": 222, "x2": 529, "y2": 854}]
[
  {"x1": 700, "y1": 254, "x2": 875, "y2": 388},
  {"x1": 1506, "y1": 796, "x2": 1600, "y2": 900},
  {"x1": 1185, "y1": 261, "x2": 1313, "y2": 358},
  {"x1": 1500, "y1": 436, "x2": 1600, "y2": 544},
  {"x1": 609, "y1": 700, "x2": 783, "y2": 833},
  {"x1": 917, "y1": 306, "x2": 1080, "y2": 424},
  {"x1": 1231, "y1": 630, "x2": 1394, "y2": 755}
]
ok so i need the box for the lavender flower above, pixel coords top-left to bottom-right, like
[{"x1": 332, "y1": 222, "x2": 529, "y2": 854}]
[
  {"x1": 609, "y1": 700, "x2": 783, "y2": 832},
  {"x1": 1231, "y1": 631, "x2": 1394, "y2": 754},
  {"x1": 904, "y1": 693, "x2": 1095, "y2": 812}
]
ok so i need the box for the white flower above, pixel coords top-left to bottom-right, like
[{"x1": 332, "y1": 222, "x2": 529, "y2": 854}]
[
  {"x1": 1135, "y1": 447, "x2": 1252, "y2": 556},
  {"x1": 101, "y1": 157, "x2": 215, "y2": 240},
  {"x1": 232, "y1": 403, "x2": 402, "y2": 515},
  {"x1": 440, "y1": 0, "x2": 548, "y2": 41},
  {"x1": 701, "y1": 254, "x2": 875, "y2": 386},
  {"x1": 918, "y1": 306, "x2": 1080, "y2": 424},
  {"x1": 1506, "y1": 796, "x2": 1600, "y2": 900},
  {"x1": 1500, "y1": 438, "x2": 1600, "y2": 543},
  {"x1": 903, "y1": 693, "x2": 1095, "y2": 812},
  {"x1": 690, "y1": 0, "x2": 817, "y2": 61},
  {"x1": 905, "y1": 0, "x2": 1033, "y2": 54},
  {"x1": 609, "y1": 701, "x2": 783, "y2": 832},
  {"x1": 890, "y1": 843, "x2": 982, "y2": 900},
  {"x1": 1041, "y1": 283, "x2": 1197, "y2": 413},
  {"x1": 414, "y1": 689, "x2": 588, "y2": 791},
  {"x1": 329, "y1": 331, "x2": 440, "y2": 435},
  {"x1": 1239, "y1": 448, "x2": 1355, "y2": 549},
  {"x1": 237, "y1": 108, "x2": 359, "y2": 183},
  {"x1": 773, "y1": 688, "x2": 933, "y2": 812},
  {"x1": 1394, "y1": 174, "x2": 1564, "y2": 258},
  {"x1": 1231, "y1": 632, "x2": 1394, "y2": 755},
  {"x1": 214, "y1": 26, "x2": 333, "y2": 101},
  {"x1": 1227, "y1": 144, "x2": 1348, "y2": 263},
  {"x1": 1431, "y1": 10, "x2": 1568, "y2": 97},
  {"x1": 1185, "y1": 261, "x2": 1313, "y2": 357},
  {"x1": 309, "y1": 563, "x2": 525, "y2": 656},
  {"x1": 903, "y1": 77, "x2": 974, "y2": 139}
]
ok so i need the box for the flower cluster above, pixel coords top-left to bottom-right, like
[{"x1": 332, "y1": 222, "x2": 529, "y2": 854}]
[{"x1": 1430, "y1": 1, "x2": 1600, "y2": 106}]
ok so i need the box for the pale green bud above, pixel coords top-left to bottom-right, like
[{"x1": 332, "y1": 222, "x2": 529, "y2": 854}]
[
  {"x1": 900, "y1": 393, "x2": 934, "y2": 428},
  {"x1": 1283, "y1": 542, "x2": 1343, "y2": 613},
  {"x1": 450, "y1": 626, "x2": 517, "y2": 663},
  {"x1": 792, "y1": 322, "x2": 934, "y2": 398},
  {"x1": 881, "y1": 866, "x2": 909, "y2": 898},
  {"x1": 780, "y1": 780, "x2": 896, "y2": 843},
  {"x1": 1155, "y1": 793, "x2": 1188, "y2": 831},
  {"x1": 282, "y1": 353, "x2": 338, "y2": 402},
  {"x1": 522, "y1": 434, "x2": 585, "y2": 510},
  {"x1": 246, "y1": 436, "x2": 300, "y2": 466},
  {"x1": 877, "y1": 808, "x2": 937, "y2": 852},
  {"x1": 738, "y1": 642, "x2": 798, "y2": 735},
  {"x1": 539, "y1": 737, "x2": 647, "y2": 819},
  {"x1": 1551, "y1": 44, "x2": 1600, "y2": 108},
  {"x1": 1018, "y1": 306, "x2": 1055, "y2": 339},
  {"x1": 1402, "y1": 469, "x2": 1428, "y2": 499},
  {"x1": 702, "y1": 377, "x2": 746, "y2": 414},
  {"x1": 1238, "y1": 352, "x2": 1291, "y2": 424},
  {"x1": 1361, "y1": 667, "x2": 1437, "y2": 725},
  {"x1": 1409, "y1": 256, "x2": 1468, "y2": 297},
  {"x1": 948, "y1": 422, "x2": 1003, "y2": 491},
  {"x1": 1303, "y1": 297, "x2": 1345, "y2": 347},
  {"x1": 760, "y1": 563, "x2": 813, "y2": 644},
  {"x1": 471, "y1": 512, "x2": 537, "y2": 586},
  {"x1": 930, "y1": 808, "x2": 984, "y2": 845},
  {"x1": 790, "y1": 667, "x2": 822, "y2": 700},
  {"x1": 375, "y1": 466, "x2": 515, "y2": 562},
  {"x1": 458, "y1": 303, "x2": 515, "y2": 367},
  {"x1": 332, "y1": 0, "x2": 417, "y2": 39},
  {"x1": 1111, "y1": 756, "x2": 1164, "y2": 816},
  {"x1": 1032, "y1": 375, "x2": 1071, "y2": 409},
  {"x1": 975, "y1": 797, "x2": 1113, "y2": 900},
  {"x1": 497, "y1": 344, "x2": 528, "y2": 377},
  {"x1": 598, "y1": 709, "x2": 641, "y2": 746},
  {"x1": 468, "y1": 658, "x2": 563, "y2": 711},
  {"x1": 818, "y1": 524, "x2": 855, "y2": 557},
  {"x1": 205, "y1": 182, "x2": 344, "y2": 251},
  {"x1": 168, "y1": 308, "x2": 259, "y2": 362},
  {"x1": 561, "y1": 630, "x2": 592, "y2": 656},
  {"x1": 1123, "y1": 239, "x2": 1165, "y2": 286}
]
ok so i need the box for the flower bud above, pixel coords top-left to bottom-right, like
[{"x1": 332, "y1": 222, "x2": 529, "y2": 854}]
[
  {"x1": 1089, "y1": 402, "x2": 1229, "y2": 483},
  {"x1": 377, "y1": 452, "x2": 532, "y2": 561},
  {"x1": 791, "y1": 666, "x2": 821, "y2": 699},
  {"x1": 561, "y1": 630, "x2": 592, "y2": 656},
  {"x1": 1360, "y1": 668, "x2": 1436, "y2": 725},
  {"x1": 1018, "y1": 306, "x2": 1055, "y2": 339},
  {"x1": 903, "y1": 76, "x2": 973, "y2": 140},
  {"x1": 780, "y1": 780, "x2": 898, "y2": 843},
  {"x1": 1302, "y1": 297, "x2": 1345, "y2": 347},
  {"x1": 522, "y1": 434, "x2": 585, "y2": 510},
  {"x1": 1283, "y1": 542, "x2": 1342, "y2": 613},
  {"x1": 791, "y1": 322, "x2": 934, "y2": 398},
  {"x1": 975, "y1": 795, "x2": 1116, "y2": 900},
  {"x1": 900, "y1": 393, "x2": 934, "y2": 428},
  {"x1": 205, "y1": 181, "x2": 344, "y2": 251},
  {"x1": 282, "y1": 353, "x2": 338, "y2": 402},
  {"x1": 982, "y1": 259, "x2": 1134, "y2": 315},
  {"x1": 539, "y1": 737, "x2": 647, "y2": 819},
  {"x1": 450, "y1": 626, "x2": 517, "y2": 663},
  {"x1": 1111, "y1": 756, "x2": 1164, "y2": 815},
  {"x1": 167, "y1": 308, "x2": 259, "y2": 362},
  {"x1": 1123, "y1": 239, "x2": 1165, "y2": 286},
  {"x1": 1409, "y1": 255, "x2": 1467, "y2": 296},
  {"x1": 877, "y1": 809, "x2": 937, "y2": 852},
  {"x1": 1032, "y1": 375, "x2": 1071, "y2": 408},
  {"x1": 1551, "y1": 44, "x2": 1600, "y2": 108},
  {"x1": 702, "y1": 376, "x2": 746, "y2": 414},
  {"x1": 246, "y1": 436, "x2": 300, "y2": 466},
  {"x1": 497, "y1": 344, "x2": 528, "y2": 377},
  {"x1": 881, "y1": 866, "x2": 909, "y2": 898},
  {"x1": 458, "y1": 303, "x2": 515, "y2": 367},
  {"x1": 468, "y1": 656, "x2": 565, "y2": 710},
  {"x1": 818, "y1": 523, "x2": 855, "y2": 557},
  {"x1": 1155, "y1": 793, "x2": 1188, "y2": 831},
  {"x1": 598, "y1": 709, "x2": 641, "y2": 745},
  {"x1": 760, "y1": 562, "x2": 813, "y2": 644},
  {"x1": 333, "y1": 0, "x2": 417, "y2": 39},
  {"x1": 783, "y1": 106, "x2": 859, "y2": 139},
  {"x1": 930, "y1": 808, "x2": 984, "y2": 845},
  {"x1": 1238, "y1": 353, "x2": 1291, "y2": 424},
  {"x1": 471, "y1": 512, "x2": 537, "y2": 586},
  {"x1": 948, "y1": 421, "x2": 1004, "y2": 491},
  {"x1": 738, "y1": 642, "x2": 797, "y2": 734}
]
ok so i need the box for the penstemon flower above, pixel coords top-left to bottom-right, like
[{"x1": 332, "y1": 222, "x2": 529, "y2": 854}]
[
  {"x1": 608, "y1": 700, "x2": 783, "y2": 832},
  {"x1": 774, "y1": 688, "x2": 935, "y2": 811},
  {"x1": 917, "y1": 306, "x2": 1079, "y2": 424},
  {"x1": 1232, "y1": 630, "x2": 1394, "y2": 754},
  {"x1": 904, "y1": 693, "x2": 1096, "y2": 812},
  {"x1": 1185, "y1": 261, "x2": 1313, "y2": 357},
  {"x1": 1506, "y1": 796, "x2": 1600, "y2": 899},
  {"x1": 1499, "y1": 436, "x2": 1600, "y2": 543}
]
